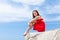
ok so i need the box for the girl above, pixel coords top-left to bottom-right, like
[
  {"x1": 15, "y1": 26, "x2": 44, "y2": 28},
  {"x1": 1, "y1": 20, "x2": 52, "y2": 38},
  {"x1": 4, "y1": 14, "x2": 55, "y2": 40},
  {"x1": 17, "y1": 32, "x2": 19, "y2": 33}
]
[{"x1": 24, "y1": 10, "x2": 45, "y2": 36}]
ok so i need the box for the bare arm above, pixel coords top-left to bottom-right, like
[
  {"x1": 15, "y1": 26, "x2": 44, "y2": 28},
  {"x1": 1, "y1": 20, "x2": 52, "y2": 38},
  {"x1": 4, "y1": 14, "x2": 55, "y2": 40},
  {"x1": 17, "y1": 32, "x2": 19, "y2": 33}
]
[{"x1": 29, "y1": 16, "x2": 42, "y2": 23}]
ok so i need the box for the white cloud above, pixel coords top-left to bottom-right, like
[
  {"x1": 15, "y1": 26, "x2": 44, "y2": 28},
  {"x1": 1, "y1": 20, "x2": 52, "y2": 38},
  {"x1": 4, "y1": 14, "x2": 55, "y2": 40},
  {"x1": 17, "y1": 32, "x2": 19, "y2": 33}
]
[
  {"x1": 12, "y1": 0, "x2": 45, "y2": 5},
  {"x1": 43, "y1": 4, "x2": 60, "y2": 22},
  {"x1": 0, "y1": 3, "x2": 32, "y2": 22},
  {"x1": 46, "y1": 5, "x2": 60, "y2": 14}
]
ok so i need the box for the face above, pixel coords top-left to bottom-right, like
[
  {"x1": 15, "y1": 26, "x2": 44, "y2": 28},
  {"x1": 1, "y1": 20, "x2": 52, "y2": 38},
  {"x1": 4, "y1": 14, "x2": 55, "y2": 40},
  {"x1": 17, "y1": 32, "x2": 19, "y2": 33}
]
[{"x1": 33, "y1": 11, "x2": 38, "y2": 17}]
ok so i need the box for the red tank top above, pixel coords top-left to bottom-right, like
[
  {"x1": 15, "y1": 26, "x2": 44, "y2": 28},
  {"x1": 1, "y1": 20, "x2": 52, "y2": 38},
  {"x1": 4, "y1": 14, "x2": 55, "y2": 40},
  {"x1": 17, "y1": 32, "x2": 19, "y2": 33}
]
[{"x1": 33, "y1": 18, "x2": 45, "y2": 32}]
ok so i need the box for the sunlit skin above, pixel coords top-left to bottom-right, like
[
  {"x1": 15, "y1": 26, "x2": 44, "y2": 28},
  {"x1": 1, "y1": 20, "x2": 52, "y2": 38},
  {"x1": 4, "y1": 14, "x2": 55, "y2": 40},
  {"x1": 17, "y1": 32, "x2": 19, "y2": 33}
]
[{"x1": 24, "y1": 11, "x2": 41, "y2": 36}]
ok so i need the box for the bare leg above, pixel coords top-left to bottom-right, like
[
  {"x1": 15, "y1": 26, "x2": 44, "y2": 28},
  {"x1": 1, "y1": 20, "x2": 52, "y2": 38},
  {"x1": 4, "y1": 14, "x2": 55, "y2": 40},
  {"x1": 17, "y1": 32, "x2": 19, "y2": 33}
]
[{"x1": 24, "y1": 23, "x2": 33, "y2": 36}]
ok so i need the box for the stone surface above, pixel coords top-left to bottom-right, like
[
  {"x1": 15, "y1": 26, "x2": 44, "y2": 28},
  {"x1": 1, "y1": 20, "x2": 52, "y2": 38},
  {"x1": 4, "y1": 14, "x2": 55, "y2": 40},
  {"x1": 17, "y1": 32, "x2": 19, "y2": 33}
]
[{"x1": 24, "y1": 29, "x2": 60, "y2": 40}]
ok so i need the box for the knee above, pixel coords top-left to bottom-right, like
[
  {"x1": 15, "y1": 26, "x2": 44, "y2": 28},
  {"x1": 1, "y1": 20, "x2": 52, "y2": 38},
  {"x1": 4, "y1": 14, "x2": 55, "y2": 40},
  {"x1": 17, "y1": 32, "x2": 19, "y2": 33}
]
[{"x1": 28, "y1": 22, "x2": 32, "y2": 27}]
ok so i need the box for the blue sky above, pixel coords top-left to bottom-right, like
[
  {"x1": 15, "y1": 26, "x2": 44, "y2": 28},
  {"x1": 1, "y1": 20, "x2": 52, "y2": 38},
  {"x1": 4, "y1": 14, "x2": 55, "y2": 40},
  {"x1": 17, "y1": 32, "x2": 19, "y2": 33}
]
[{"x1": 0, "y1": 0, "x2": 60, "y2": 40}]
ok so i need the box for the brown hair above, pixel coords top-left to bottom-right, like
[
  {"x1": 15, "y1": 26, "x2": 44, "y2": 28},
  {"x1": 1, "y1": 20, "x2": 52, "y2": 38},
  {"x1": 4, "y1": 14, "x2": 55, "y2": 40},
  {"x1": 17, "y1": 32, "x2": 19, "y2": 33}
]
[{"x1": 32, "y1": 10, "x2": 40, "y2": 18}]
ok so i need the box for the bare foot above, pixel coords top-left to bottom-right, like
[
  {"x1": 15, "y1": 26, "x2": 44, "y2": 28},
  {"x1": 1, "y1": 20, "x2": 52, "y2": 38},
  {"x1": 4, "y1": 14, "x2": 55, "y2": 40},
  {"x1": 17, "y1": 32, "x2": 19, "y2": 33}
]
[{"x1": 24, "y1": 32, "x2": 27, "y2": 36}]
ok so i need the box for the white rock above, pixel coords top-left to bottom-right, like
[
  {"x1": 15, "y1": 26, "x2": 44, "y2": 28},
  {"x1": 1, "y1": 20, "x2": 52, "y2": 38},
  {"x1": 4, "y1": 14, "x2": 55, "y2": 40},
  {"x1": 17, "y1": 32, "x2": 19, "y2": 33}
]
[{"x1": 24, "y1": 29, "x2": 60, "y2": 40}]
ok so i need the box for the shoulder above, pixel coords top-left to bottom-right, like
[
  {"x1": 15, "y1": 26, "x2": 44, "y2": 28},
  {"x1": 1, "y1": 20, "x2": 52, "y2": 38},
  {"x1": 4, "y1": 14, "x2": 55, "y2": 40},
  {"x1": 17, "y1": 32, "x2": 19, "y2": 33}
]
[{"x1": 35, "y1": 16, "x2": 41, "y2": 19}]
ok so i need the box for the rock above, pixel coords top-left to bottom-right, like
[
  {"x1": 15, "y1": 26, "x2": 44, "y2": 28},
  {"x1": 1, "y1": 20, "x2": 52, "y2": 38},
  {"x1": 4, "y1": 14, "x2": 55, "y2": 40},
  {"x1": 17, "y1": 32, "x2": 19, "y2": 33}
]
[{"x1": 24, "y1": 29, "x2": 60, "y2": 40}]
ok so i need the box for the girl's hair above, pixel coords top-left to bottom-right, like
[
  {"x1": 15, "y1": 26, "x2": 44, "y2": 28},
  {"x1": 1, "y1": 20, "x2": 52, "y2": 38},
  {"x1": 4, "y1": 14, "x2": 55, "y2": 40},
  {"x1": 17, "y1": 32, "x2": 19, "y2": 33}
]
[{"x1": 32, "y1": 10, "x2": 40, "y2": 18}]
